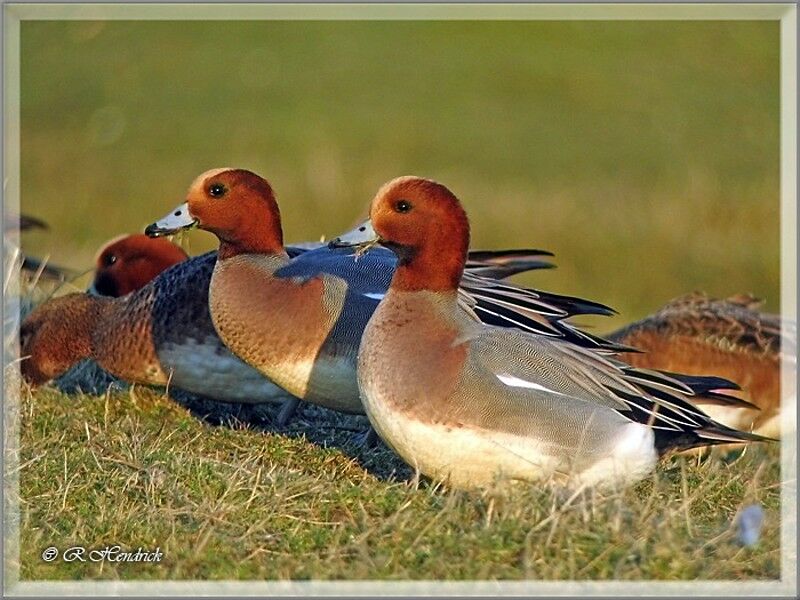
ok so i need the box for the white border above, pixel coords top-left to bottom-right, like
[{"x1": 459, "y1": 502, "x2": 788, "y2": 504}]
[{"x1": 2, "y1": 2, "x2": 797, "y2": 597}]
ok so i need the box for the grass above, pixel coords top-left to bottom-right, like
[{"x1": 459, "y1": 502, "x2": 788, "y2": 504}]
[
  {"x1": 10, "y1": 19, "x2": 785, "y2": 583},
  {"x1": 10, "y1": 379, "x2": 782, "y2": 581}
]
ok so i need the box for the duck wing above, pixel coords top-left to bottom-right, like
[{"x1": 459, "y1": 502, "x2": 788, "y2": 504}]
[{"x1": 464, "y1": 327, "x2": 771, "y2": 452}]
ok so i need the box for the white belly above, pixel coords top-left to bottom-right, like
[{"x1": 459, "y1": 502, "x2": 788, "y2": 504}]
[{"x1": 157, "y1": 338, "x2": 295, "y2": 405}]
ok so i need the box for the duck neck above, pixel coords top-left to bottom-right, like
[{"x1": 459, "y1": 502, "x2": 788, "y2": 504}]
[
  {"x1": 388, "y1": 238, "x2": 467, "y2": 295},
  {"x1": 217, "y1": 212, "x2": 286, "y2": 261}
]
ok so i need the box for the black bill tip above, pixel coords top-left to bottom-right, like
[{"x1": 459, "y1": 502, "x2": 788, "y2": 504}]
[{"x1": 144, "y1": 223, "x2": 173, "y2": 238}]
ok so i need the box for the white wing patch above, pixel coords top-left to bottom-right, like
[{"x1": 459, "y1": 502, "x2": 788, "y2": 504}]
[
  {"x1": 495, "y1": 373, "x2": 566, "y2": 396},
  {"x1": 363, "y1": 292, "x2": 385, "y2": 300}
]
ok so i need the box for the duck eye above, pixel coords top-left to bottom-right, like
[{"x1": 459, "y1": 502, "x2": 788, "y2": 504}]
[
  {"x1": 19, "y1": 324, "x2": 34, "y2": 350},
  {"x1": 208, "y1": 183, "x2": 227, "y2": 198},
  {"x1": 395, "y1": 199, "x2": 412, "y2": 214},
  {"x1": 104, "y1": 254, "x2": 117, "y2": 266}
]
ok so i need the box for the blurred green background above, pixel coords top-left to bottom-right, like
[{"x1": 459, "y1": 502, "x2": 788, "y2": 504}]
[{"x1": 20, "y1": 20, "x2": 780, "y2": 328}]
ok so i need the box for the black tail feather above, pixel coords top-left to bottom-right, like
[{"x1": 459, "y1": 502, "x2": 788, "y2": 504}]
[{"x1": 655, "y1": 425, "x2": 776, "y2": 455}]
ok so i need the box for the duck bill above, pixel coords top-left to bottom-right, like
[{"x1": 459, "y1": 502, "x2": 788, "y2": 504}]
[
  {"x1": 328, "y1": 219, "x2": 380, "y2": 251},
  {"x1": 144, "y1": 202, "x2": 197, "y2": 238}
]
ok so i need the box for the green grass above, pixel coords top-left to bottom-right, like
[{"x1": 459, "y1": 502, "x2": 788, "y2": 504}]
[
  {"x1": 11, "y1": 382, "x2": 781, "y2": 581},
  {"x1": 12, "y1": 19, "x2": 783, "y2": 582}
]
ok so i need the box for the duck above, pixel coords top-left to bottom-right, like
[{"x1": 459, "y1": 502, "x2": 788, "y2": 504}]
[
  {"x1": 41, "y1": 233, "x2": 194, "y2": 400},
  {"x1": 606, "y1": 292, "x2": 795, "y2": 439},
  {"x1": 90, "y1": 234, "x2": 189, "y2": 297},
  {"x1": 146, "y1": 168, "x2": 655, "y2": 417},
  {"x1": 330, "y1": 176, "x2": 771, "y2": 490}
]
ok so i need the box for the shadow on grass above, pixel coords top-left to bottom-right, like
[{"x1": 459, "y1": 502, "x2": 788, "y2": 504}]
[{"x1": 53, "y1": 359, "x2": 414, "y2": 484}]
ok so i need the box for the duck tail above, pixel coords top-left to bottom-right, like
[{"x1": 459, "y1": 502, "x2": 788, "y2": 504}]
[
  {"x1": 655, "y1": 428, "x2": 774, "y2": 455},
  {"x1": 664, "y1": 372, "x2": 760, "y2": 410},
  {"x1": 655, "y1": 423, "x2": 776, "y2": 455},
  {"x1": 697, "y1": 425, "x2": 776, "y2": 444}
]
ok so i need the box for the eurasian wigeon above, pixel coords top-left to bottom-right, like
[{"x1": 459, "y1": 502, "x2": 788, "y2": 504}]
[
  {"x1": 332, "y1": 176, "x2": 770, "y2": 489},
  {"x1": 90, "y1": 234, "x2": 189, "y2": 297},
  {"x1": 607, "y1": 292, "x2": 795, "y2": 439},
  {"x1": 145, "y1": 168, "x2": 620, "y2": 416}
]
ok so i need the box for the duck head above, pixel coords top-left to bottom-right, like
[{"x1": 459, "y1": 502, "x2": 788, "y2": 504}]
[
  {"x1": 333, "y1": 176, "x2": 470, "y2": 292},
  {"x1": 146, "y1": 168, "x2": 284, "y2": 260},
  {"x1": 91, "y1": 234, "x2": 188, "y2": 297}
]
